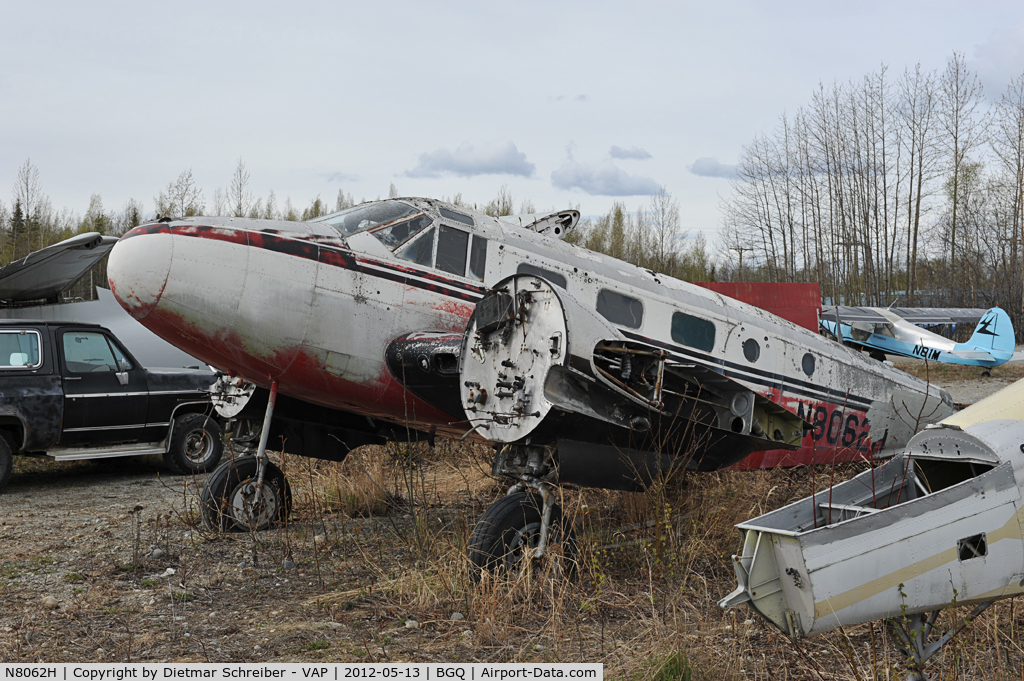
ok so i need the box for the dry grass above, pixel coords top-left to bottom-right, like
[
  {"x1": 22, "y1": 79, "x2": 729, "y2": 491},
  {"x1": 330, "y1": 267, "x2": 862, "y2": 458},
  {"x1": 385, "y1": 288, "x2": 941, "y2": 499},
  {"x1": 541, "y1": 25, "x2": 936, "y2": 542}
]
[
  {"x1": 8, "y1": 443, "x2": 1024, "y2": 678},
  {"x1": 892, "y1": 359, "x2": 1024, "y2": 381},
  {"x1": 263, "y1": 450, "x2": 1024, "y2": 678}
]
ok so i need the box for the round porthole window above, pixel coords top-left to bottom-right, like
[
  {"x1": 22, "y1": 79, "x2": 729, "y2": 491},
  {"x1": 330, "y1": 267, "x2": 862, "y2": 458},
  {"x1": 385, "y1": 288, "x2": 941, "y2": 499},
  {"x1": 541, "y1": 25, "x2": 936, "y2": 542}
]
[
  {"x1": 743, "y1": 338, "x2": 760, "y2": 363},
  {"x1": 802, "y1": 353, "x2": 815, "y2": 376}
]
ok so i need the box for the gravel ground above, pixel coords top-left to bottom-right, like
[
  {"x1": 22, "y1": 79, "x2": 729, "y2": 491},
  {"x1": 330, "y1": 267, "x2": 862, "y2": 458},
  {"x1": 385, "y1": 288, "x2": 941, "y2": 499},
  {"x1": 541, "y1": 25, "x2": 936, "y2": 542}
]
[{"x1": 0, "y1": 367, "x2": 1020, "y2": 665}]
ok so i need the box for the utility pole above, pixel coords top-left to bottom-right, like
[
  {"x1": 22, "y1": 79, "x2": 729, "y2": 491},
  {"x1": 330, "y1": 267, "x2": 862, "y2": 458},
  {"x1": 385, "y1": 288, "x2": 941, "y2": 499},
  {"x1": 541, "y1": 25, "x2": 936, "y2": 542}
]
[{"x1": 730, "y1": 245, "x2": 755, "y2": 279}]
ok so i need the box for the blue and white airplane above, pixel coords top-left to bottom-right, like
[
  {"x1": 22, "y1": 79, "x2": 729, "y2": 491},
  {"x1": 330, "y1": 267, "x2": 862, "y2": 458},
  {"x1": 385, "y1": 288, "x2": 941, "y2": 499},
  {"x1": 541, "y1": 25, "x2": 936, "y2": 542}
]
[{"x1": 820, "y1": 305, "x2": 1015, "y2": 371}]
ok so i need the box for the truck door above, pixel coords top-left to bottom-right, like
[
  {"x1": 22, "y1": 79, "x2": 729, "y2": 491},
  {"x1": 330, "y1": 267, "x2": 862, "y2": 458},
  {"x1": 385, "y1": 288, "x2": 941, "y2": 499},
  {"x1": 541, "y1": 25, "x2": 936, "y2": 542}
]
[{"x1": 59, "y1": 328, "x2": 150, "y2": 446}]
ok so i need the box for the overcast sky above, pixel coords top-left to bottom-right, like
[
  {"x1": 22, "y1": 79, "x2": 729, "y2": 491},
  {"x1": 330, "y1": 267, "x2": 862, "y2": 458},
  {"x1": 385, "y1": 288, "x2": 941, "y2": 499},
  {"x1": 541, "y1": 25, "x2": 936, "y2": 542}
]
[{"x1": 2, "y1": 0, "x2": 1023, "y2": 246}]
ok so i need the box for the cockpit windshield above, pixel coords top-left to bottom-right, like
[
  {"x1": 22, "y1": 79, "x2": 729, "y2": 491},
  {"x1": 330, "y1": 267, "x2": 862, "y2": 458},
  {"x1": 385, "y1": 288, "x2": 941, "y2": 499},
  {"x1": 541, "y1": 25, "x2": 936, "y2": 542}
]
[
  {"x1": 368, "y1": 214, "x2": 430, "y2": 249},
  {"x1": 314, "y1": 201, "x2": 416, "y2": 237}
]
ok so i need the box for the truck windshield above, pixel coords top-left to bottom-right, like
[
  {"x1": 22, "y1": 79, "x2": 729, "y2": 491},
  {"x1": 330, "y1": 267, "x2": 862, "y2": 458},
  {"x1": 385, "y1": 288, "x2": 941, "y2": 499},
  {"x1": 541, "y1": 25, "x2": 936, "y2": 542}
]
[{"x1": 315, "y1": 201, "x2": 417, "y2": 237}]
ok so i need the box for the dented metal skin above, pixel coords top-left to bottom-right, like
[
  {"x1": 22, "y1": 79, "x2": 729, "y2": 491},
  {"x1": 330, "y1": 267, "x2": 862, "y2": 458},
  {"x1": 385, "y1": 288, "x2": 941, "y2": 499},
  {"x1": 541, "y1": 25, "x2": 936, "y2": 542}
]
[
  {"x1": 107, "y1": 197, "x2": 953, "y2": 467},
  {"x1": 721, "y1": 378, "x2": 1024, "y2": 644}
]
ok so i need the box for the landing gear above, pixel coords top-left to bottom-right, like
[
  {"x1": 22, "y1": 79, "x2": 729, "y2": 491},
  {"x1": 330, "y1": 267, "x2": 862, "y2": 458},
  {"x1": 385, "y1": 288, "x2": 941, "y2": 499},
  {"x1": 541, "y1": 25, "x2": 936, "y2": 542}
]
[
  {"x1": 869, "y1": 350, "x2": 887, "y2": 362},
  {"x1": 468, "y1": 444, "x2": 577, "y2": 578},
  {"x1": 982, "y1": 369, "x2": 993, "y2": 378},
  {"x1": 886, "y1": 601, "x2": 994, "y2": 681},
  {"x1": 200, "y1": 378, "x2": 292, "y2": 531},
  {"x1": 200, "y1": 455, "x2": 292, "y2": 531},
  {"x1": 468, "y1": 486, "x2": 577, "y2": 579}
]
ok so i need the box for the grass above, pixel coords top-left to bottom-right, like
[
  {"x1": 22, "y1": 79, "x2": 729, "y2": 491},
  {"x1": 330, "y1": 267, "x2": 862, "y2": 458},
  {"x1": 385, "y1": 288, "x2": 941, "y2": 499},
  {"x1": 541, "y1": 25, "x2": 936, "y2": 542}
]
[
  {"x1": 272, "y1": 443, "x2": 1024, "y2": 679},
  {"x1": 303, "y1": 641, "x2": 330, "y2": 652},
  {"x1": 7, "y1": 430, "x2": 1024, "y2": 675},
  {"x1": 893, "y1": 359, "x2": 1024, "y2": 381}
]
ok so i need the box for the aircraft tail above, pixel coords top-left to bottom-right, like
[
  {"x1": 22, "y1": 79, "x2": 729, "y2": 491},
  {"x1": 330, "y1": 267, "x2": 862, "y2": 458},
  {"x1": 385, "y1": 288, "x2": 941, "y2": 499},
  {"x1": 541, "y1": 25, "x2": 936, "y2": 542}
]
[{"x1": 955, "y1": 307, "x2": 1015, "y2": 364}]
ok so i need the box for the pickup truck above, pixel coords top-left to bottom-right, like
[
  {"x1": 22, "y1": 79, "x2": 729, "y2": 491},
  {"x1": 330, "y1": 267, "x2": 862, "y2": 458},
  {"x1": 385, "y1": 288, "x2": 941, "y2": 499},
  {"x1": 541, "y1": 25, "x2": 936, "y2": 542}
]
[{"x1": 0, "y1": 319, "x2": 223, "y2": 492}]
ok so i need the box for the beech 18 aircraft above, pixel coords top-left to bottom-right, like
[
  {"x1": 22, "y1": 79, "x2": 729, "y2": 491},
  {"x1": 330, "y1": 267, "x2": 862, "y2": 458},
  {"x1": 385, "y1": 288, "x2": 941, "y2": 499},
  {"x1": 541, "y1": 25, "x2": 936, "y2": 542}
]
[
  {"x1": 820, "y1": 305, "x2": 1015, "y2": 374},
  {"x1": 106, "y1": 197, "x2": 955, "y2": 569}
]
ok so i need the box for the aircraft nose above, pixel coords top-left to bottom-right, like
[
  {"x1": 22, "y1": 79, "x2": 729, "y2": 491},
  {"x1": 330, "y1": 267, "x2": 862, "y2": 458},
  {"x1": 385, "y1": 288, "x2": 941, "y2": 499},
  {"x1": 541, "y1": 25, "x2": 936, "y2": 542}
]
[{"x1": 107, "y1": 228, "x2": 173, "y2": 320}]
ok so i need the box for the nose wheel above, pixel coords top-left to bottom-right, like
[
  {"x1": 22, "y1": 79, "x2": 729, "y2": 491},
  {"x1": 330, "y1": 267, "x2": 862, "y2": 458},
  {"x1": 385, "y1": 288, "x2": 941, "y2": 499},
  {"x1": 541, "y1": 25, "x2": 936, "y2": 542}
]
[
  {"x1": 200, "y1": 378, "x2": 292, "y2": 531},
  {"x1": 200, "y1": 455, "x2": 292, "y2": 531}
]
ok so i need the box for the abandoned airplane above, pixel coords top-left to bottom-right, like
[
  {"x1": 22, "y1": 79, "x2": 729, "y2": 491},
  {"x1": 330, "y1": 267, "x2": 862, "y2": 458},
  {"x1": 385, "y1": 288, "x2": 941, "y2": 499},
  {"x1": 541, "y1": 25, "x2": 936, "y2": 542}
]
[
  {"x1": 720, "y1": 377, "x2": 1024, "y2": 680},
  {"x1": 105, "y1": 197, "x2": 956, "y2": 568},
  {"x1": 821, "y1": 305, "x2": 1015, "y2": 373}
]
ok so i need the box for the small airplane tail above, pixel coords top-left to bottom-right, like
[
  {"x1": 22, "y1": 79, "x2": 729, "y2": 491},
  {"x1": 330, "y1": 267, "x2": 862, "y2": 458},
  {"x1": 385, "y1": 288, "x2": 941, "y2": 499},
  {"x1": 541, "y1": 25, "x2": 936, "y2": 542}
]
[{"x1": 955, "y1": 307, "x2": 1016, "y2": 364}]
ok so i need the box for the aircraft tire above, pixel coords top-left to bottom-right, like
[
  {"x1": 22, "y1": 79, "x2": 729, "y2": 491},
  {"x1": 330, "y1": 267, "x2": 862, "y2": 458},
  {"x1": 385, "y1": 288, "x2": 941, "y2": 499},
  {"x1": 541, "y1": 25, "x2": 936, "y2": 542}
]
[
  {"x1": 200, "y1": 456, "x2": 292, "y2": 532},
  {"x1": 467, "y1": 491, "x2": 577, "y2": 580},
  {"x1": 164, "y1": 413, "x2": 224, "y2": 475},
  {"x1": 0, "y1": 437, "x2": 12, "y2": 493}
]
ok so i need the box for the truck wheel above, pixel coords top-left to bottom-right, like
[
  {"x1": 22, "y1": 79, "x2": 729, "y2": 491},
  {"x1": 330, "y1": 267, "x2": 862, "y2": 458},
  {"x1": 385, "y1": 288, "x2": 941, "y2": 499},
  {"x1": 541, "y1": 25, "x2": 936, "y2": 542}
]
[
  {"x1": 200, "y1": 456, "x2": 292, "y2": 532},
  {"x1": 164, "y1": 414, "x2": 224, "y2": 475},
  {"x1": 0, "y1": 437, "x2": 12, "y2": 493}
]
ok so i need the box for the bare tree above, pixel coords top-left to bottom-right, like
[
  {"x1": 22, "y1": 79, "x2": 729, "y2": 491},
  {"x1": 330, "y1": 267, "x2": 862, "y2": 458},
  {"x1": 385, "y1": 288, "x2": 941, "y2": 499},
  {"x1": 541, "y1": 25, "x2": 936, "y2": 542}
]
[
  {"x1": 229, "y1": 158, "x2": 252, "y2": 217},
  {"x1": 156, "y1": 169, "x2": 205, "y2": 217},
  {"x1": 483, "y1": 185, "x2": 515, "y2": 217},
  {"x1": 898, "y1": 64, "x2": 939, "y2": 303},
  {"x1": 991, "y1": 72, "x2": 1024, "y2": 321},
  {"x1": 335, "y1": 188, "x2": 354, "y2": 212},
  {"x1": 938, "y1": 52, "x2": 988, "y2": 293},
  {"x1": 13, "y1": 159, "x2": 43, "y2": 254},
  {"x1": 647, "y1": 186, "x2": 685, "y2": 274}
]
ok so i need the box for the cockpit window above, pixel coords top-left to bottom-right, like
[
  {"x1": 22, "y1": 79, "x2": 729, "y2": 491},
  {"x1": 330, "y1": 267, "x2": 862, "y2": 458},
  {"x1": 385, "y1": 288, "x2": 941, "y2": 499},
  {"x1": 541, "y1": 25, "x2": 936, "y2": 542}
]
[
  {"x1": 440, "y1": 207, "x2": 474, "y2": 226},
  {"x1": 371, "y1": 214, "x2": 432, "y2": 249},
  {"x1": 396, "y1": 227, "x2": 435, "y2": 266},
  {"x1": 436, "y1": 225, "x2": 469, "y2": 276},
  {"x1": 315, "y1": 201, "x2": 416, "y2": 237}
]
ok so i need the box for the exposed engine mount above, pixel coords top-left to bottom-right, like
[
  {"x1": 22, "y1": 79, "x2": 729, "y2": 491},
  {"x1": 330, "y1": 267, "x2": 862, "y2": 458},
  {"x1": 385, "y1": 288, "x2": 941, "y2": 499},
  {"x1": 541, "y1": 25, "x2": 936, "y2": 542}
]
[{"x1": 459, "y1": 274, "x2": 808, "y2": 477}]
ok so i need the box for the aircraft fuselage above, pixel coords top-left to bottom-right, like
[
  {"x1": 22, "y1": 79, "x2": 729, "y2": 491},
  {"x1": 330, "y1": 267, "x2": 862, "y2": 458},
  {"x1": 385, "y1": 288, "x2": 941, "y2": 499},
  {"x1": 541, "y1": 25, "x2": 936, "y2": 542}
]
[{"x1": 107, "y1": 198, "x2": 954, "y2": 467}]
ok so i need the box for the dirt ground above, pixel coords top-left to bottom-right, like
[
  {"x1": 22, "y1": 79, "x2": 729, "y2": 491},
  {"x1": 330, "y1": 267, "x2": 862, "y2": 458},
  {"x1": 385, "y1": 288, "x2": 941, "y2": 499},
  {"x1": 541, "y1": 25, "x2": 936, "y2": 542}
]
[{"x1": 1, "y1": 366, "x2": 1022, "y2": 677}]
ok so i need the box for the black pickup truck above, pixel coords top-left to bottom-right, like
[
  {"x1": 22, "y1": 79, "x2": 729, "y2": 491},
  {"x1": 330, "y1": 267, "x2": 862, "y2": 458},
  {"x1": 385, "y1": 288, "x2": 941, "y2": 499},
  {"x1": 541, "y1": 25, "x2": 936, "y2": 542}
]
[{"x1": 0, "y1": 320, "x2": 223, "y2": 492}]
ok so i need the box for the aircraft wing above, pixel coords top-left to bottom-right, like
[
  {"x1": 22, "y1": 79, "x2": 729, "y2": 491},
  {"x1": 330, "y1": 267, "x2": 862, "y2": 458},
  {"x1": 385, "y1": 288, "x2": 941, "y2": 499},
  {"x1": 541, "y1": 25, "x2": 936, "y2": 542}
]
[
  {"x1": 822, "y1": 305, "x2": 989, "y2": 325},
  {"x1": 0, "y1": 232, "x2": 118, "y2": 302}
]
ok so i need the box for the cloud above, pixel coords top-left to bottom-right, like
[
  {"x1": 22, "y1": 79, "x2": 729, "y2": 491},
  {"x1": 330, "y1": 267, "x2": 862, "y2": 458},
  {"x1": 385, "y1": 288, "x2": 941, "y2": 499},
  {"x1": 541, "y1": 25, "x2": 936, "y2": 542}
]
[
  {"x1": 547, "y1": 94, "x2": 588, "y2": 103},
  {"x1": 609, "y1": 145, "x2": 652, "y2": 160},
  {"x1": 551, "y1": 160, "x2": 660, "y2": 196},
  {"x1": 405, "y1": 141, "x2": 535, "y2": 178},
  {"x1": 688, "y1": 157, "x2": 738, "y2": 179},
  {"x1": 971, "y1": 24, "x2": 1024, "y2": 98},
  {"x1": 325, "y1": 171, "x2": 358, "y2": 183}
]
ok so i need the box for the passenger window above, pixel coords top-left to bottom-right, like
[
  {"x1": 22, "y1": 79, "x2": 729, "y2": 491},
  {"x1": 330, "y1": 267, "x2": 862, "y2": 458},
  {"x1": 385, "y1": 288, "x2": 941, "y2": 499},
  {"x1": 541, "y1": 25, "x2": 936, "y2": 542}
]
[
  {"x1": 371, "y1": 214, "x2": 432, "y2": 250},
  {"x1": 671, "y1": 312, "x2": 716, "y2": 352},
  {"x1": 396, "y1": 227, "x2": 435, "y2": 266},
  {"x1": 517, "y1": 263, "x2": 567, "y2": 289},
  {"x1": 63, "y1": 332, "x2": 118, "y2": 373},
  {"x1": 436, "y1": 225, "x2": 469, "y2": 276},
  {"x1": 469, "y1": 235, "x2": 487, "y2": 281},
  {"x1": 0, "y1": 330, "x2": 41, "y2": 369},
  {"x1": 596, "y1": 289, "x2": 643, "y2": 329}
]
